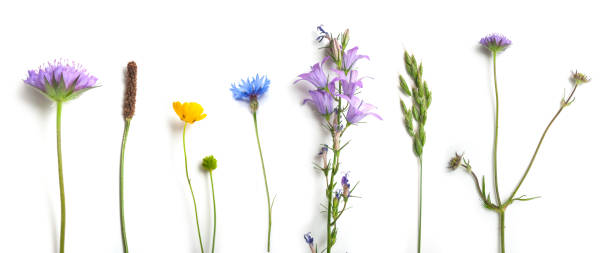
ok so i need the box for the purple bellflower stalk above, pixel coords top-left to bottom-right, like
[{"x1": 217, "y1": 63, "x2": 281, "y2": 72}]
[
  {"x1": 295, "y1": 27, "x2": 379, "y2": 253},
  {"x1": 230, "y1": 74, "x2": 274, "y2": 252},
  {"x1": 24, "y1": 59, "x2": 99, "y2": 253},
  {"x1": 449, "y1": 34, "x2": 591, "y2": 253}
]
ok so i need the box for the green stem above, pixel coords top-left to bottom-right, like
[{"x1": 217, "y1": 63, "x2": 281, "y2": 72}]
[
  {"x1": 326, "y1": 155, "x2": 337, "y2": 253},
  {"x1": 119, "y1": 119, "x2": 131, "y2": 253},
  {"x1": 209, "y1": 171, "x2": 217, "y2": 253},
  {"x1": 417, "y1": 156, "x2": 423, "y2": 253},
  {"x1": 500, "y1": 211, "x2": 506, "y2": 253},
  {"x1": 252, "y1": 113, "x2": 272, "y2": 252},
  {"x1": 504, "y1": 84, "x2": 578, "y2": 206},
  {"x1": 56, "y1": 102, "x2": 66, "y2": 253},
  {"x1": 492, "y1": 51, "x2": 502, "y2": 206},
  {"x1": 182, "y1": 123, "x2": 205, "y2": 253}
]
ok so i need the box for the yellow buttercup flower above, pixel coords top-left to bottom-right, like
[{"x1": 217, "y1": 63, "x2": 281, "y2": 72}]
[{"x1": 173, "y1": 101, "x2": 207, "y2": 124}]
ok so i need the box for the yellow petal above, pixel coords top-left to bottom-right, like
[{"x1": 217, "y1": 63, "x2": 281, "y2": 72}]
[{"x1": 172, "y1": 102, "x2": 184, "y2": 121}]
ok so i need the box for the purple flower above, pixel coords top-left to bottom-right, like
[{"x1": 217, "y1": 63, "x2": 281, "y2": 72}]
[
  {"x1": 334, "y1": 189, "x2": 342, "y2": 200},
  {"x1": 304, "y1": 232, "x2": 315, "y2": 253},
  {"x1": 479, "y1": 34, "x2": 511, "y2": 52},
  {"x1": 24, "y1": 59, "x2": 98, "y2": 102},
  {"x1": 316, "y1": 25, "x2": 329, "y2": 42},
  {"x1": 340, "y1": 95, "x2": 382, "y2": 124},
  {"x1": 295, "y1": 57, "x2": 331, "y2": 90},
  {"x1": 230, "y1": 74, "x2": 270, "y2": 112},
  {"x1": 303, "y1": 90, "x2": 335, "y2": 116},
  {"x1": 341, "y1": 173, "x2": 350, "y2": 198},
  {"x1": 334, "y1": 69, "x2": 364, "y2": 98},
  {"x1": 342, "y1": 47, "x2": 369, "y2": 70}
]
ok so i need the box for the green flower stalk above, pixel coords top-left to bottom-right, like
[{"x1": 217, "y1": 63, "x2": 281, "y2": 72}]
[
  {"x1": 119, "y1": 61, "x2": 137, "y2": 253},
  {"x1": 172, "y1": 101, "x2": 208, "y2": 253},
  {"x1": 202, "y1": 155, "x2": 218, "y2": 253},
  {"x1": 450, "y1": 34, "x2": 592, "y2": 253},
  {"x1": 399, "y1": 51, "x2": 432, "y2": 253},
  {"x1": 24, "y1": 60, "x2": 99, "y2": 253}
]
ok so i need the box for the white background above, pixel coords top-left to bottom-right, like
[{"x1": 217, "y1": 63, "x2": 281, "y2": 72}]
[{"x1": 1, "y1": 0, "x2": 610, "y2": 252}]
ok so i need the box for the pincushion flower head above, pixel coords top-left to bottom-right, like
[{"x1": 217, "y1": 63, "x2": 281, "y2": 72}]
[
  {"x1": 24, "y1": 59, "x2": 98, "y2": 102},
  {"x1": 230, "y1": 74, "x2": 270, "y2": 113},
  {"x1": 173, "y1": 102, "x2": 207, "y2": 124},
  {"x1": 479, "y1": 33, "x2": 512, "y2": 52},
  {"x1": 24, "y1": 59, "x2": 99, "y2": 253}
]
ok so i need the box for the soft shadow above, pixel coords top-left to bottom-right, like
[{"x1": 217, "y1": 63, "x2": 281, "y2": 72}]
[
  {"x1": 20, "y1": 83, "x2": 53, "y2": 120},
  {"x1": 46, "y1": 192, "x2": 59, "y2": 253}
]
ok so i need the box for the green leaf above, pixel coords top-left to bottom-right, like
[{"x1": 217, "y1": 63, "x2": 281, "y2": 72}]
[{"x1": 513, "y1": 195, "x2": 541, "y2": 202}]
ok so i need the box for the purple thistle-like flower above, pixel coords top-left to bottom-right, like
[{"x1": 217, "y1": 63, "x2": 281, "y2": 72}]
[
  {"x1": 342, "y1": 47, "x2": 369, "y2": 70},
  {"x1": 479, "y1": 33, "x2": 511, "y2": 52},
  {"x1": 303, "y1": 90, "x2": 335, "y2": 116},
  {"x1": 24, "y1": 59, "x2": 98, "y2": 102},
  {"x1": 333, "y1": 69, "x2": 364, "y2": 98},
  {"x1": 340, "y1": 95, "x2": 382, "y2": 124},
  {"x1": 230, "y1": 74, "x2": 270, "y2": 112},
  {"x1": 295, "y1": 57, "x2": 330, "y2": 90}
]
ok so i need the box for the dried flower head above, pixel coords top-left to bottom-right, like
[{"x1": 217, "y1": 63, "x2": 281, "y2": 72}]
[
  {"x1": 172, "y1": 102, "x2": 207, "y2": 124},
  {"x1": 571, "y1": 70, "x2": 590, "y2": 85},
  {"x1": 123, "y1": 61, "x2": 137, "y2": 119},
  {"x1": 24, "y1": 59, "x2": 98, "y2": 102},
  {"x1": 448, "y1": 153, "x2": 464, "y2": 171},
  {"x1": 479, "y1": 34, "x2": 512, "y2": 52}
]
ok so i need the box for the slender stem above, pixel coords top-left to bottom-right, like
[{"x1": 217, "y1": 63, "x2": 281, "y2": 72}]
[
  {"x1": 119, "y1": 119, "x2": 131, "y2": 253},
  {"x1": 504, "y1": 85, "x2": 578, "y2": 206},
  {"x1": 182, "y1": 123, "x2": 205, "y2": 253},
  {"x1": 500, "y1": 211, "x2": 506, "y2": 253},
  {"x1": 492, "y1": 52, "x2": 502, "y2": 205},
  {"x1": 56, "y1": 102, "x2": 66, "y2": 253},
  {"x1": 252, "y1": 113, "x2": 272, "y2": 252},
  {"x1": 209, "y1": 171, "x2": 217, "y2": 253},
  {"x1": 326, "y1": 150, "x2": 338, "y2": 253},
  {"x1": 417, "y1": 156, "x2": 423, "y2": 253}
]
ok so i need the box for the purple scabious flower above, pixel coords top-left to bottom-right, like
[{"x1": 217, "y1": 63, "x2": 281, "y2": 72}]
[
  {"x1": 334, "y1": 69, "x2": 364, "y2": 98},
  {"x1": 24, "y1": 59, "x2": 98, "y2": 102},
  {"x1": 479, "y1": 33, "x2": 511, "y2": 52},
  {"x1": 230, "y1": 74, "x2": 270, "y2": 112},
  {"x1": 303, "y1": 90, "x2": 335, "y2": 116},
  {"x1": 340, "y1": 95, "x2": 382, "y2": 124},
  {"x1": 342, "y1": 47, "x2": 369, "y2": 70},
  {"x1": 295, "y1": 57, "x2": 331, "y2": 90}
]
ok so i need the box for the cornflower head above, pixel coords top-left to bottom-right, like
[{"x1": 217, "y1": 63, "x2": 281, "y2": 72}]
[
  {"x1": 230, "y1": 74, "x2": 270, "y2": 113},
  {"x1": 479, "y1": 33, "x2": 511, "y2": 53},
  {"x1": 172, "y1": 102, "x2": 207, "y2": 124},
  {"x1": 24, "y1": 59, "x2": 98, "y2": 102}
]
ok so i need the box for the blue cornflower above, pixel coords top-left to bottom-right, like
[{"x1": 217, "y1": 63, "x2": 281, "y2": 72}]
[
  {"x1": 316, "y1": 25, "x2": 329, "y2": 42},
  {"x1": 230, "y1": 74, "x2": 270, "y2": 112}
]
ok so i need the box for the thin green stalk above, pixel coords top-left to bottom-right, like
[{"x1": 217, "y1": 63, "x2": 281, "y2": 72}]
[
  {"x1": 182, "y1": 123, "x2": 205, "y2": 253},
  {"x1": 209, "y1": 171, "x2": 217, "y2": 253},
  {"x1": 504, "y1": 85, "x2": 578, "y2": 206},
  {"x1": 492, "y1": 52, "x2": 502, "y2": 206},
  {"x1": 56, "y1": 102, "x2": 66, "y2": 253},
  {"x1": 252, "y1": 113, "x2": 272, "y2": 252},
  {"x1": 326, "y1": 152, "x2": 337, "y2": 253},
  {"x1": 417, "y1": 156, "x2": 423, "y2": 253},
  {"x1": 500, "y1": 211, "x2": 505, "y2": 253},
  {"x1": 119, "y1": 119, "x2": 131, "y2": 253}
]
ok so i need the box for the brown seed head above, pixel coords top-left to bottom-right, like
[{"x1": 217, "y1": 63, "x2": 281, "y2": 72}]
[{"x1": 123, "y1": 61, "x2": 137, "y2": 119}]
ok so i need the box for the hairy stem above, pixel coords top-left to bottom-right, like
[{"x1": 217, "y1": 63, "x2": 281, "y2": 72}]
[
  {"x1": 119, "y1": 119, "x2": 131, "y2": 253},
  {"x1": 504, "y1": 84, "x2": 578, "y2": 207},
  {"x1": 56, "y1": 102, "x2": 66, "y2": 253},
  {"x1": 252, "y1": 113, "x2": 272, "y2": 252},
  {"x1": 183, "y1": 123, "x2": 205, "y2": 253}
]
